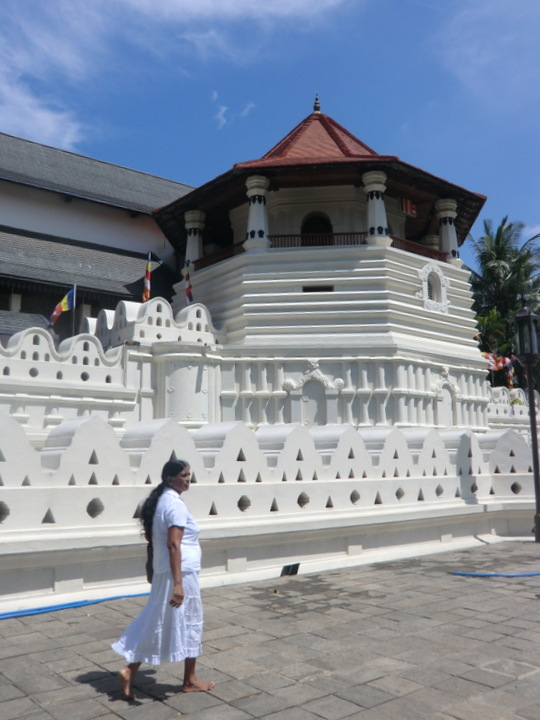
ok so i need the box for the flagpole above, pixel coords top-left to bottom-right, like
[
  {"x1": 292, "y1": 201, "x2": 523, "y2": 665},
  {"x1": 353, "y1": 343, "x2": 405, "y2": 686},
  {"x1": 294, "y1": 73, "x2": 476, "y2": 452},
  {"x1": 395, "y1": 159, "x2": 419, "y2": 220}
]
[{"x1": 72, "y1": 284, "x2": 77, "y2": 337}]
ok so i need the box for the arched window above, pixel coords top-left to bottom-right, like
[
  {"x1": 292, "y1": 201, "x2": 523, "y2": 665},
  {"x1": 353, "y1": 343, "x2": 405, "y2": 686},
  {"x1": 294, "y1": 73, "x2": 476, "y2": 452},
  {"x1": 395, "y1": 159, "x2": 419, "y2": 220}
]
[
  {"x1": 301, "y1": 213, "x2": 333, "y2": 246},
  {"x1": 417, "y1": 264, "x2": 449, "y2": 313}
]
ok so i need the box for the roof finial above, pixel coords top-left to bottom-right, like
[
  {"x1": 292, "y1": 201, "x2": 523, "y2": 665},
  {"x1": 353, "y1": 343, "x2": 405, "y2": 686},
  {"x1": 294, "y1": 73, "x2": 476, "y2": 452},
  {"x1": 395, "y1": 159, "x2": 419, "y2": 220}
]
[{"x1": 313, "y1": 94, "x2": 321, "y2": 113}]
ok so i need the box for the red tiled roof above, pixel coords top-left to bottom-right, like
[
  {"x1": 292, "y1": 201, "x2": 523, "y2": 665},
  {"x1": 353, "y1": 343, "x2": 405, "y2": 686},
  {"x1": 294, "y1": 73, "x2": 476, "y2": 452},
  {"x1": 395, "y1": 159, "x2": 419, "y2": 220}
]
[{"x1": 236, "y1": 112, "x2": 381, "y2": 169}]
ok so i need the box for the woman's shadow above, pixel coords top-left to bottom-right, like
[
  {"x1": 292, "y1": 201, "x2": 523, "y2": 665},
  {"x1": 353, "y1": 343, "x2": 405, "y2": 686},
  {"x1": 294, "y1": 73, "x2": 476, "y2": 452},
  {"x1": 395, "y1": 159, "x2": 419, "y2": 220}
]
[{"x1": 76, "y1": 667, "x2": 180, "y2": 705}]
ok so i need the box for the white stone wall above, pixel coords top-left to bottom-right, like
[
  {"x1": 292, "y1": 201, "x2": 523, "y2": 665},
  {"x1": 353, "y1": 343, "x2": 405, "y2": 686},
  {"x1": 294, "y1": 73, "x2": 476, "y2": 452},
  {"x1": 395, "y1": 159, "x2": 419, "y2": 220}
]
[
  {"x1": 0, "y1": 413, "x2": 536, "y2": 610},
  {"x1": 0, "y1": 180, "x2": 175, "y2": 265},
  {"x1": 0, "y1": 294, "x2": 537, "y2": 611}
]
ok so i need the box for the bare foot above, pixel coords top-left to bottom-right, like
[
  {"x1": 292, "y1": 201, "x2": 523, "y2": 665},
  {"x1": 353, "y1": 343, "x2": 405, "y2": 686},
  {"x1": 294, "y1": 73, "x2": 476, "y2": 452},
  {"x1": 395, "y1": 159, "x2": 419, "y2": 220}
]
[
  {"x1": 118, "y1": 668, "x2": 135, "y2": 700},
  {"x1": 183, "y1": 678, "x2": 215, "y2": 692}
]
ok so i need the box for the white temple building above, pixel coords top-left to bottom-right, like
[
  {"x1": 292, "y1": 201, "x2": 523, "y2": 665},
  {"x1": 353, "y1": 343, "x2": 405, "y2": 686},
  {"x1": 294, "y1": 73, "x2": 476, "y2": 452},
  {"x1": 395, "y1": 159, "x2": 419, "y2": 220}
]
[{"x1": 0, "y1": 100, "x2": 536, "y2": 613}]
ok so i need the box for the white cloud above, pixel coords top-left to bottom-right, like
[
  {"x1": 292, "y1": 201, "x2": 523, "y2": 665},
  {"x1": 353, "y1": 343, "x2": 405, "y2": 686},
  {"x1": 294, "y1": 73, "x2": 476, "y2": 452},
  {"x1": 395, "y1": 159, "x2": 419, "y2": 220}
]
[
  {"x1": 436, "y1": 0, "x2": 540, "y2": 112},
  {"x1": 0, "y1": 0, "x2": 352, "y2": 146},
  {"x1": 523, "y1": 225, "x2": 540, "y2": 242},
  {"x1": 240, "y1": 102, "x2": 255, "y2": 118},
  {"x1": 210, "y1": 93, "x2": 255, "y2": 129},
  {"x1": 215, "y1": 105, "x2": 229, "y2": 129},
  {"x1": 115, "y1": 0, "x2": 348, "y2": 22}
]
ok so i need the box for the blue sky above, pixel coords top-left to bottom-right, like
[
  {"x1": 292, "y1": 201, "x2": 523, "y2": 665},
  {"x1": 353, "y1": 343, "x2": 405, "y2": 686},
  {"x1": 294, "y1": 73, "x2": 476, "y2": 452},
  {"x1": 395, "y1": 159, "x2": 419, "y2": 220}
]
[{"x1": 1, "y1": 0, "x2": 539, "y2": 267}]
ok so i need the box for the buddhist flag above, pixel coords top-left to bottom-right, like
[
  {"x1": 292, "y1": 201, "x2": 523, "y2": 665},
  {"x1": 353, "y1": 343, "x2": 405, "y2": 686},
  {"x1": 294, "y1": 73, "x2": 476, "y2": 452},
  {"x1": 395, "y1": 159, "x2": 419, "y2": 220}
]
[
  {"x1": 401, "y1": 198, "x2": 417, "y2": 217},
  {"x1": 50, "y1": 286, "x2": 76, "y2": 325},
  {"x1": 142, "y1": 252, "x2": 152, "y2": 302},
  {"x1": 184, "y1": 262, "x2": 193, "y2": 305}
]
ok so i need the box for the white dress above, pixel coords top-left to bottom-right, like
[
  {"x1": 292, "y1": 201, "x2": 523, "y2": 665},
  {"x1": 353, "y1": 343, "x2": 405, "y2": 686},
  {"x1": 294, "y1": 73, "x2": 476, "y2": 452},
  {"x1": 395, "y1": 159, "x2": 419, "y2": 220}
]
[{"x1": 112, "y1": 489, "x2": 203, "y2": 665}]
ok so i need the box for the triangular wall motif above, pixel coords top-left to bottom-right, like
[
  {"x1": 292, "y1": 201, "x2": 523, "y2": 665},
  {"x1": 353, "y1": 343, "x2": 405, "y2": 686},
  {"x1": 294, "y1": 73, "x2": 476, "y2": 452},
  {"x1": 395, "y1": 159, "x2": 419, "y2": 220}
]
[
  {"x1": 190, "y1": 473, "x2": 197, "y2": 484},
  {"x1": 112, "y1": 475, "x2": 120, "y2": 485},
  {"x1": 89, "y1": 473, "x2": 98, "y2": 485},
  {"x1": 326, "y1": 496, "x2": 334, "y2": 508},
  {"x1": 296, "y1": 450, "x2": 304, "y2": 461},
  {"x1": 238, "y1": 470, "x2": 247, "y2": 483},
  {"x1": 22, "y1": 476, "x2": 31, "y2": 486},
  {"x1": 256, "y1": 473, "x2": 263, "y2": 483},
  {"x1": 417, "y1": 489, "x2": 425, "y2": 501},
  {"x1": 0, "y1": 450, "x2": 5, "y2": 461},
  {"x1": 218, "y1": 473, "x2": 225, "y2": 484},
  {"x1": 374, "y1": 492, "x2": 382, "y2": 505},
  {"x1": 68, "y1": 475, "x2": 76, "y2": 486},
  {"x1": 169, "y1": 450, "x2": 178, "y2": 461},
  {"x1": 133, "y1": 503, "x2": 142, "y2": 519},
  {"x1": 296, "y1": 470, "x2": 303, "y2": 481},
  {"x1": 42, "y1": 509, "x2": 55, "y2": 524},
  {"x1": 348, "y1": 449, "x2": 355, "y2": 459},
  {"x1": 270, "y1": 499, "x2": 279, "y2": 512},
  {"x1": 89, "y1": 451, "x2": 98, "y2": 465},
  {"x1": 237, "y1": 449, "x2": 246, "y2": 461},
  {"x1": 145, "y1": 475, "x2": 152, "y2": 485},
  {"x1": 209, "y1": 502, "x2": 218, "y2": 516}
]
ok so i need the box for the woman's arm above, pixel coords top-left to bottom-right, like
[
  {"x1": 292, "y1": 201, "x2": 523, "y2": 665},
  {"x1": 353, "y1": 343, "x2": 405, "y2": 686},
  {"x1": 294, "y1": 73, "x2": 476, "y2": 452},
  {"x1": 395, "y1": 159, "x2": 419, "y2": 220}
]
[{"x1": 167, "y1": 525, "x2": 185, "y2": 607}]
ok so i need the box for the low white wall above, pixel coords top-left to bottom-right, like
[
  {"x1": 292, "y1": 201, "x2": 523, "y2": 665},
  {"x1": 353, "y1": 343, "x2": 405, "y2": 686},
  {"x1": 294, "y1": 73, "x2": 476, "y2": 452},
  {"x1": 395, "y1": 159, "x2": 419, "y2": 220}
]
[{"x1": 0, "y1": 415, "x2": 536, "y2": 612}]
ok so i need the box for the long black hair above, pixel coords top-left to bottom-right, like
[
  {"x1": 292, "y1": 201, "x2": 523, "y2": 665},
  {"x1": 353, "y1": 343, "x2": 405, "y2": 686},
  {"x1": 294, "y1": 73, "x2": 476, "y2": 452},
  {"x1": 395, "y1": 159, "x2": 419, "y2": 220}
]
[{"x1": 140, "y1": 459, "x2": 189, "y2": 541}]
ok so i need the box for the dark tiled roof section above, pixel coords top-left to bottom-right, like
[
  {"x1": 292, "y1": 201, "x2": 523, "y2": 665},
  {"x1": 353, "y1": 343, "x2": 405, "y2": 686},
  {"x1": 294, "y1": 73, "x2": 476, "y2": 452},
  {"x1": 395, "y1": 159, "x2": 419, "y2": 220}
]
[
  {"x1": 0, "y1": 310, "x2": 51, "y2": 334},
  {"x1": 237, "y1": 112, "x2": 382, "y2": 168},
  {"x1": 0, "y1": 132, "x2": 193, "y2": 213},
  {"x1": 0, "y1": 227, "x2": 176, "y2": 298}
]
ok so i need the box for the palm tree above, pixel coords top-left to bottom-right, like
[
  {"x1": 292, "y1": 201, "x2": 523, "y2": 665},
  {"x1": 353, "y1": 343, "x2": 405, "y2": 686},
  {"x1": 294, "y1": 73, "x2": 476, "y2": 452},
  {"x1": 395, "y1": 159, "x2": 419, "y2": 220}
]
[
  {"x1": 468, "y1": 217, "x2": 540, "y2": 357},
  {"x1": 466, "y1": 217, "x2": 540, "y2": 389}
]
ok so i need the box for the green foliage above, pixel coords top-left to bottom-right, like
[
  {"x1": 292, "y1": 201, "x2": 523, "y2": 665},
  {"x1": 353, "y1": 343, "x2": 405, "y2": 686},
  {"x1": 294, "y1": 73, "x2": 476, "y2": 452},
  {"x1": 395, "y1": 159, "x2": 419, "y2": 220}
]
[
  {"x1": 465, "y1": 217, "x2": 540, "y2": 388},
  {"x1": 466, "y1": 217, "x2": 540, "y2": 353}
]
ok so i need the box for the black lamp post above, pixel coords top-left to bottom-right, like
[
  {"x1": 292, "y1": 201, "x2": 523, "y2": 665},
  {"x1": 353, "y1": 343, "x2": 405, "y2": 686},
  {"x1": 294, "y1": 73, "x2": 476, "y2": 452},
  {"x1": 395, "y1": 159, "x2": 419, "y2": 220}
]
[{"x1": 515, "y1": 301, "x2": 540, "y2": 541}]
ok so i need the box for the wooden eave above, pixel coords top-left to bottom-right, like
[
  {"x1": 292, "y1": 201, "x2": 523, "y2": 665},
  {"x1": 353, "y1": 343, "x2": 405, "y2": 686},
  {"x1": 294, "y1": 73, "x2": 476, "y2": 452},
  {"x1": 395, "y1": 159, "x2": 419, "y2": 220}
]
[{"x1": 154, "y1": 157, "x2": 485, "y2": 254}]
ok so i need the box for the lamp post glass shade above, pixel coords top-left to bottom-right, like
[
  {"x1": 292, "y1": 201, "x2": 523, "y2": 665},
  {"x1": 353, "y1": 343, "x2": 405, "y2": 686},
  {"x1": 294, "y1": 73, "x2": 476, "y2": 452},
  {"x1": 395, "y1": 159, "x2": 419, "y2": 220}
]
[{"x1": 515, "y1": 305, "x2": 540, "y2": 357}]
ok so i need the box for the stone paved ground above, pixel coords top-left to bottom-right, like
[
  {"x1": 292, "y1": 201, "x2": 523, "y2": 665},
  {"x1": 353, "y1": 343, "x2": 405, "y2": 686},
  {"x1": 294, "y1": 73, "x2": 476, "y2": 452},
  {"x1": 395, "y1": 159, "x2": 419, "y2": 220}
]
[{"x1": 3, "y1": 540, "x2": 540, "y2": 719}]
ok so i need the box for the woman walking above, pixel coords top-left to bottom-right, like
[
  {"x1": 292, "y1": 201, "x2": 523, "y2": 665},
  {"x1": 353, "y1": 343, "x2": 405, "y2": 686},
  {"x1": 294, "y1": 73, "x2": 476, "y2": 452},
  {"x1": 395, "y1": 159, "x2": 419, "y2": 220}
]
[{"x1": 112, "y1": 459, "x2": 214, "y2": 700}]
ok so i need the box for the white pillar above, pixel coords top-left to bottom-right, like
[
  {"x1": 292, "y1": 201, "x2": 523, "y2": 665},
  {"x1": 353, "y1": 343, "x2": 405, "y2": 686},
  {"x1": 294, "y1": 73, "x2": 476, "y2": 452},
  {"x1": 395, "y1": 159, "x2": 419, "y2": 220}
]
[
  {"x1": 245, "y1": 175, "x2": 270, "y2": 253},
  {"x1": 184, "y1": 209, "x2": 205, "y2": 264},
  {"x1": 362, "y1": 171, "x2": 391, "y2": 247},
  {"x1": 435, "y1": 199, "x2": 460, "y2": 265},
  {"x1": 9, "y1": 293, "x2": 21, "y2": 312}
]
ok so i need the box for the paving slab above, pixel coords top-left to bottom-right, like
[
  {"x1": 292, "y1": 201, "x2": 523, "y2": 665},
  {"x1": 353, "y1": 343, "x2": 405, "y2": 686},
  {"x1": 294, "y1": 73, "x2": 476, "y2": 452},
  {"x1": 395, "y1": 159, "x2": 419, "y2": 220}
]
[{"x1": 2, "y1": 539, "x2": 540, "y2": 717}]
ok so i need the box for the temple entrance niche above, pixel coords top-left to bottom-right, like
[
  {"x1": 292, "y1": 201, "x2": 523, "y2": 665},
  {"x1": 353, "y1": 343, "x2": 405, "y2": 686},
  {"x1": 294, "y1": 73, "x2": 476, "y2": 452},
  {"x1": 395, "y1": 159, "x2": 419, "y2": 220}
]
[
  {"x1": 301, "y1": 380, "x2": 327, "y2": 426},
  {"x1": 301, "y1": 213, "x2": 333, "y2": 246},
  {"x1": 436, "y1": 385, "x2": 455, "y2": 427}
]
